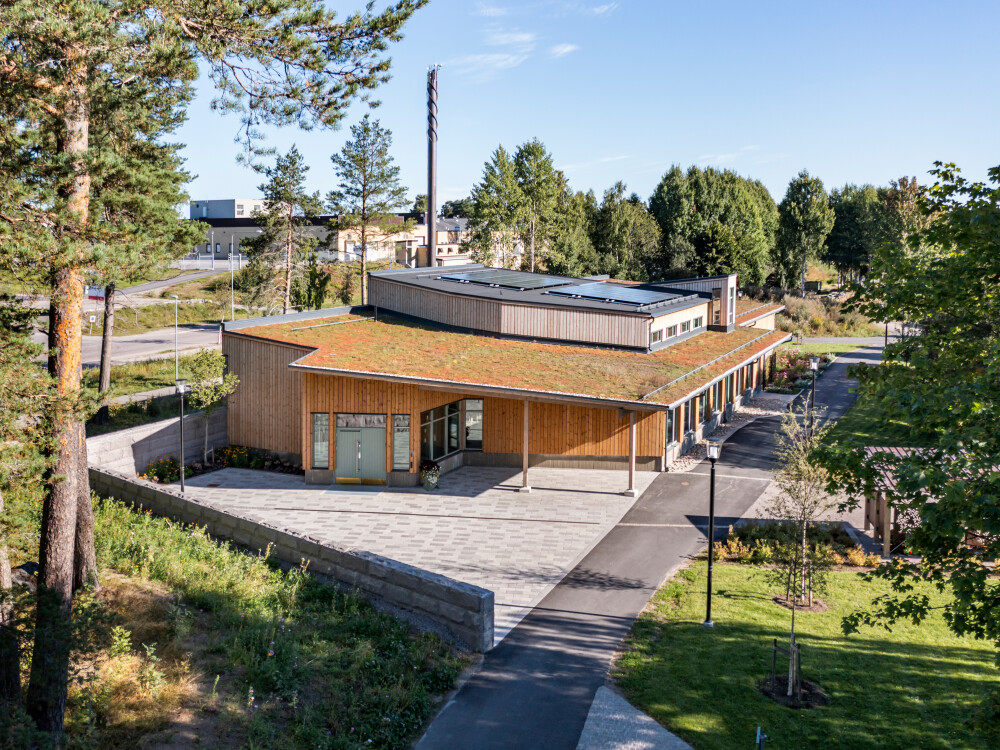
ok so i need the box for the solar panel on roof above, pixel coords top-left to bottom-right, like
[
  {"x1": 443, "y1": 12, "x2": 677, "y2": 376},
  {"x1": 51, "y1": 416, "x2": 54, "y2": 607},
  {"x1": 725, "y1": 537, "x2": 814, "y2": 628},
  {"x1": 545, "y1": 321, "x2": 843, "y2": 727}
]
[
  {"x1": 547, "y1": 282, "x2": 680, "y2": 307},
  {"x1": 439, "y1": 269, "x2": 572, "y2": 291}
]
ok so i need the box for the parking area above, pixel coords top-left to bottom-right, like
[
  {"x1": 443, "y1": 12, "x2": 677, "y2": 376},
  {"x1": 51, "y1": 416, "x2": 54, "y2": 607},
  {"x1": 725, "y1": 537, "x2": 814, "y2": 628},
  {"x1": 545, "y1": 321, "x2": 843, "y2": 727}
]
[{"x1": 181, "y1": 465, "x2": 656, "y2": 643}]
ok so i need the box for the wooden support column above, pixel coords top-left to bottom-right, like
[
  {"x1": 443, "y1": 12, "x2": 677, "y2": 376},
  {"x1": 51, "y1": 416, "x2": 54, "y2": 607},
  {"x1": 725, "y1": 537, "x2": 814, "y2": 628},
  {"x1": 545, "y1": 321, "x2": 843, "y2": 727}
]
[
  {"x1": 520, "y1": 399, "x2": 531, "y2": 493},
  {"x1": 625, "y1": 410, "x2": 638, "y2": 497},
  {"x1": 882, "y1": 494, "x2": 892, "y2": 558}
]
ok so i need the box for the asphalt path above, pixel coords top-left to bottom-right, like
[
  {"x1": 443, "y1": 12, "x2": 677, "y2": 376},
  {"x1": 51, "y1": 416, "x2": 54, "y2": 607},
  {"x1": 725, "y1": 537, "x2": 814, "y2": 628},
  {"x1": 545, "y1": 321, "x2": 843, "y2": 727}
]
[
  {"x1": 31, "y1": 324, "x2": 221, "y2": 368},
  {"x1": 417, "y1": 346, "x2": 882, "y2": 750}
]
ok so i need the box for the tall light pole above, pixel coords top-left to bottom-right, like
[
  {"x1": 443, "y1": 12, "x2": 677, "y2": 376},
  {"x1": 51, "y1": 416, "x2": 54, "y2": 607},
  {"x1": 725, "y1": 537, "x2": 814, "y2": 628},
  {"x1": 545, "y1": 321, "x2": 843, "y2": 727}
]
[
  {"x1": 176, "y1": 379, "x2": 187, "y2": 494},
  {"x1": 704, "y1": 437, "x2": 723, "y2": 628},
  {"x1": 170, "y1": 294, "x2": 179, "y2": 380},
  {"x1": 229, "y1": 243, "x2": 236, "y2": 321},
  {"x1": 808, "y1": 356, "x2": 820, "y2": 436}
]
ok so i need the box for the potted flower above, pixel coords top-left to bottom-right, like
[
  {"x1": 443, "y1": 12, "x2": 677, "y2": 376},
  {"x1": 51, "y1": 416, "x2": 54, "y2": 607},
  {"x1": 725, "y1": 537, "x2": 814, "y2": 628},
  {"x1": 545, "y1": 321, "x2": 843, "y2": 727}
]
[{"x1": 419, "y1": 459, "x2": 440, "y2": 490}]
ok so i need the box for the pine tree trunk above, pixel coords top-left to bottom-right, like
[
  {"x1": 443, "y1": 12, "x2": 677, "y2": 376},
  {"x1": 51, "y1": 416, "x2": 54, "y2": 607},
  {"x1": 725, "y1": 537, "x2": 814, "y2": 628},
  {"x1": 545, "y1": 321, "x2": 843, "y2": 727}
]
[
  {"x1": 283, "y1": 207, "x2": 293, "y2": 314},
  {"x1": 26, "y1": 76, "x2": 90, "y2": 735},
  {"x1": 94, "y1": 283, "x2": 115, "y2": 424},
  {"x1": 360, "y1": 224, "x2": 368, "y2": 306},
  {"x1": 0, "y1": 489, "x2": 21, "y2": 706},
  {"x1": 74, "y1": 420, "x2": 98, "y2": 593}
]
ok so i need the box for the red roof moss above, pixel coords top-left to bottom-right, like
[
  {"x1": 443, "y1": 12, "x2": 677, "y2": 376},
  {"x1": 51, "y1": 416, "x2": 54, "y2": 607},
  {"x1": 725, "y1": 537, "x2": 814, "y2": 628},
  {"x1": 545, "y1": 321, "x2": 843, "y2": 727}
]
[{"x1": 238, "y1": 314, "x2": 789, "y2": 408}]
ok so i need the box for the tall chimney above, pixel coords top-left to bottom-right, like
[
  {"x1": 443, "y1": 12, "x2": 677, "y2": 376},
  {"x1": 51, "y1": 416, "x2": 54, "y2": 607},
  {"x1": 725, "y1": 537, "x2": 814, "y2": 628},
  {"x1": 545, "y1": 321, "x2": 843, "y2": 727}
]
[{"x1": 427, "y1": 65, "x2": 440, "y2": 268}]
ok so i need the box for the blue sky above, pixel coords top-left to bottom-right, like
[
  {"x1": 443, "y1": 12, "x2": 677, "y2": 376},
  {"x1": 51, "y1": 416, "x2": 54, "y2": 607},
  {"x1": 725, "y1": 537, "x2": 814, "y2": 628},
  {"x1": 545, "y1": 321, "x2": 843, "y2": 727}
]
[{"x1": 176, "y1": 0, "x2": 1000, "y2": 207}]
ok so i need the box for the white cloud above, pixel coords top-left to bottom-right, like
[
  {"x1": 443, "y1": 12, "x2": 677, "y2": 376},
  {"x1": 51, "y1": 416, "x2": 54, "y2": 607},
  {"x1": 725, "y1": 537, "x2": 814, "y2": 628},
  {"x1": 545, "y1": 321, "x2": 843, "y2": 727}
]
[
  {"x1": 477, "y1": 3, "x2": 508, "y2": 17},
  {"x1": 446, "y1": 53, "x2": 532, "y2": 82},
  {"x1": 562, "y1": 154, "x2": 631, "y2": 171},
  {"x1": 590, "y1": 3, "x2": 619, "y2": 15},
  {"x1": 549, "y1": 43, "x2": 580, "y2": 58},
  {"x1": 486, "y1": 30, "x2": 537, "y2": 46}
]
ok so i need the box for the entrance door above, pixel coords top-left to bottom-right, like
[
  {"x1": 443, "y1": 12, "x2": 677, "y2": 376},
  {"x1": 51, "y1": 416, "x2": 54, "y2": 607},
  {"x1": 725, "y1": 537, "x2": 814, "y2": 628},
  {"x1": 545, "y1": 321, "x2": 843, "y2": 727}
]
[{"x1": 335, "y1": 426, "x2": 387, "y2": 485}]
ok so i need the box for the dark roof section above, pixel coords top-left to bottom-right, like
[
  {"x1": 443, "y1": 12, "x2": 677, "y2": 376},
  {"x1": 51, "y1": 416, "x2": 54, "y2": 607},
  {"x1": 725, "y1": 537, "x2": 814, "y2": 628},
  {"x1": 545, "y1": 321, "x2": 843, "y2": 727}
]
[{"x1": 369, "y1": 264, "x2": 708, "y2": 317}]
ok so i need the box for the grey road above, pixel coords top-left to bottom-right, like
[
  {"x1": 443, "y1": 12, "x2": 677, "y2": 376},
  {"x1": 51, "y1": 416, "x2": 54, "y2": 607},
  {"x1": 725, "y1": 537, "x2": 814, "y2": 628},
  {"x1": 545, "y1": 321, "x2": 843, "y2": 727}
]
[
  {"x1": 31, "y1": 324, "x2": 221, "y2": 368},
  {"x1": 417, "y1": 346, "x2": 882, "y2": 750}
]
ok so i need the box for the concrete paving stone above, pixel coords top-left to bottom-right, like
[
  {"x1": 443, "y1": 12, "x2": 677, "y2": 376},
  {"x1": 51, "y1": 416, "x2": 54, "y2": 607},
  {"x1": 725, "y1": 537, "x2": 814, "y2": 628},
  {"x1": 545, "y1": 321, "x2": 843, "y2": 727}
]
[
  {"x1": 179, "y1": 465, "x2": 655, "y2": 643},
  {"x1": 577, "y1": 687, "x2": 692, "y2": 750}
]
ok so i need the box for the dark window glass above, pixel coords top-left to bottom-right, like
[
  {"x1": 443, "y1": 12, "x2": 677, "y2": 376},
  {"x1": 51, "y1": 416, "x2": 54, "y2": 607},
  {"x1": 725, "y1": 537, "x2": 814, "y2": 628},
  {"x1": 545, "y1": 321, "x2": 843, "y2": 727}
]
[
  {"x1": 311, "y1": 413, "x2": 329, "y2": 469},
  {"x1": 465, "y1": 399, "x2": 483, "y2": 450}
]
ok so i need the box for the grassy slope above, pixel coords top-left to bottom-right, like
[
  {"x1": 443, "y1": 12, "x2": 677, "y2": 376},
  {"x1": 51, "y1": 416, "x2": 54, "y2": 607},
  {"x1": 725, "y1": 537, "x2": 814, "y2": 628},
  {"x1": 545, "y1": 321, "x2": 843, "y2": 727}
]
[
  {"x1": 780, "y1": 342, "x2": 864, "y2": 356},
  {"x1": 87, "y1": 301, "x2": 227, "y2": 336},
  {"x1": 824, "y1": 389, "x2": 936, "y2": 448},
  {"x1": 5, "y1": 491, "x2": 463, "y2": 749},
  {"x1": 614, "y1": 563, "x2": 996, "y2": 750},
  {"x1": 83, "y1": 353, "x2": 202, "y2": 396}
]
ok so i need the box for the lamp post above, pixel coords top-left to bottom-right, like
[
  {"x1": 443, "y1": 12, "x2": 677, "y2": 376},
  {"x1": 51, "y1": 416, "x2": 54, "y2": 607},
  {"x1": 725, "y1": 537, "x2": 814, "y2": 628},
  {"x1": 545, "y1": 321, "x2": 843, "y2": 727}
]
[
  {"x1": 808, "y1": 356, "x2": 820, "y2": 436},
  {"x1": 704, "y1": 437, "x2": 723, "y2": 628},
  {"x1": 176, "y1": 379, "x2": 187, "y2": 494},
  {"x1": 170, "y1": 294, "x2": 179, "y2": 380}
]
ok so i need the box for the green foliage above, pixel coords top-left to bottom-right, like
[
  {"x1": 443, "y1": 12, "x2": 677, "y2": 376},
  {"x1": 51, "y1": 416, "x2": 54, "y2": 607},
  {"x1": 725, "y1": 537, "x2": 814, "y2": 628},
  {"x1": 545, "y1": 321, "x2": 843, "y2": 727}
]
[
  {"x1": 546, "y1": 186, "x2": 599, "y2": 277},
  {"x1": 186, "y1": 350, "x2": 238, "y2": 418},
  {"x1": 92, "y1": 496, "x2": 463, "y2": 748},
  {"x1": 824, "y1": 184, "x2": 883, "y2": 277},
  {"x1": 513, "y1": 139, "x2": 560, "y2": 272},
  {"x1": 242, "y1": 146, "x2": 324, "y2": 315},
  {"x1": 440, "y1": 197, "x2": 474, "y2": 218},
  {"x1": 648, "y1": 165, "x2": 776, "y2": 284},
  {"x1": 411, "y1": 193, "x2": 427, "y2": 213},
  {"x1": 234, "y1": 260, "x2": 281, "y2": 315},
  {"x1": 615, "y1": 563, "x2": 999, "y2": 750},
  {"x1": 291, "y1": 251, "x2": 332, "y2": 310},
  {"x1": 818, "y1": 163, "x2": 1000, "y2": 674},
  {"x1": 774, "y1": 170, "x2": 835, "y2": 292},
  {"x1": 328, "y1": 114, "x2": 411, "y2": 304},
  {"x1": 467, "y1": 145, "x2": 525, "y2": 268},
  {"x1": 592, "y1": 182, "x2": 661, "y2": 280}
]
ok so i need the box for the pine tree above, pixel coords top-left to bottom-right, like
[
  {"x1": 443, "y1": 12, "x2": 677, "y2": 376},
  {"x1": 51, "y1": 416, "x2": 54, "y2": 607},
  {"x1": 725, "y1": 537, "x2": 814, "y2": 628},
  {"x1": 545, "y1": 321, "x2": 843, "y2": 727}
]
[
  {"x1": 0, "y1": 0, "x2": 424, "y2": 734},
  {"x1": 243, "y1": 146, "x2": 323, "y2": 314},
  {"x1": 328, "y1": 115, "x2": 411, "y2": 304}
]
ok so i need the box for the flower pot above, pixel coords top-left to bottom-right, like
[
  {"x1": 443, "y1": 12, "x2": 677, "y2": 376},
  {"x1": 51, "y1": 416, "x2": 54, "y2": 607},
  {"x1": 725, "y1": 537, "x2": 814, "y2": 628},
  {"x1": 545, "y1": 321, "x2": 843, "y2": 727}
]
[{"x1": 422, "y1": 475, "x2": 438, "y2": 491}]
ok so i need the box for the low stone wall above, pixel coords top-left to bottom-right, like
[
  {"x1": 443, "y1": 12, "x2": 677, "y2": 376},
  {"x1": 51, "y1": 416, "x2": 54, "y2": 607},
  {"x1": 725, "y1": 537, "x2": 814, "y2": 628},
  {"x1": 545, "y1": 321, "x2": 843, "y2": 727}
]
[
  {"x1": 87, "y1": 407, "x2": 228, "y2": 475},
  {"x1": 89, "y1": 467, "x2": 494, "y2": 652}
]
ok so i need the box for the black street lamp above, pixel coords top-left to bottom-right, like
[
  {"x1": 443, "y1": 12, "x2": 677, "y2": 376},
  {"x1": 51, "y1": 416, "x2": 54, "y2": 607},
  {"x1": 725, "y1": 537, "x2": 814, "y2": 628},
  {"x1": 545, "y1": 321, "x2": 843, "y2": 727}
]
[
  {"x1": 704, "y1": 436, "x2": 723, "y2": 628},
  {"x1": 808, "y1": 356, "x2": 820, "y2": 435},
  {"x1": 176, "y1": 378, "x2": 187, "y2": 494}
]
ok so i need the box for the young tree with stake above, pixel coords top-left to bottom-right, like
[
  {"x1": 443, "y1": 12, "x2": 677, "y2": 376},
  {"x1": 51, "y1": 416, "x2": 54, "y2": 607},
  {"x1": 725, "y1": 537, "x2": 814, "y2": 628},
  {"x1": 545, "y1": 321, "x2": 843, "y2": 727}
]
[{"x1": 186, "y1": 350, "x2": 239, "y2": 464}]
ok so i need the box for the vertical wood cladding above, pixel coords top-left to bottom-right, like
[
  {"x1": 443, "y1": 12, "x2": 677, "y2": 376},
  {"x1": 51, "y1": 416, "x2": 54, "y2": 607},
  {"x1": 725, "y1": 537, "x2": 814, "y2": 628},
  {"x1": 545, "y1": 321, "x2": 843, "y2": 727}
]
[
  {"x1": 298, "y1": 371, "x2": 666, "y2": 469},
  {"x1": 223, "y1": 334, "x2": 310, "y2": 457},
  {"x1": 370, "y1": 277, "x2": 649, "y2": 348}
]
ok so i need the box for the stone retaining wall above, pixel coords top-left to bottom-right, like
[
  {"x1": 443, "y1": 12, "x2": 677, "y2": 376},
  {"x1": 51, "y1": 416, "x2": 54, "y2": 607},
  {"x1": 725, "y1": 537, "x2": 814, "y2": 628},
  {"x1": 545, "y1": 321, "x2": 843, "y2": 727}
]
[
  {"x1": 87, "y1": 408, "x2": 228, "y2": 475},
  {"x1": 89, "y1": 467, "x2": 494, "y2": 652}
]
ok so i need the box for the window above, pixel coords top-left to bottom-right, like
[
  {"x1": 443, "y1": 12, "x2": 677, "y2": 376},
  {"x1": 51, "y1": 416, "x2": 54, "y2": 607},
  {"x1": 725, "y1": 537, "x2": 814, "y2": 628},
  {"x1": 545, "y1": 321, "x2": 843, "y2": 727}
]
[
  {"x1": 666, "y1": 324, "x2": 678, "y2": 338},
  {"x1": 464, "y1": 399, "x2": 483, "y2": 450},
  {"x1": 311, "y1": 413, "x2": 329, "y2": 469},
  {"x1": 729, "y1": 287, "x2": 736, "y2": 324},
  {"x1": 737, "y1": 367, "x2": 744, "y2": 393},
  {"x1": 665, "y1": 409, "x2": 674, "y2": 444},
  {"x1": 236, "y1": 204, "x2": 244, "y2": 216},
  {"x1": 392, "y1": 415, "x2": 410, "y2": 471},
  {"x1": 680, "y1": 320, "x2": 690, "y2": 334},
  {"x1": 712, "y1": 288, "x2": 722, "y2": 325},
  {"x1": 215, "y1": 243, "x2": 221, "y2": 254},
  {"x1": 421, "y1": 401, "x2": 462, "y2": 461},
  {"x1": 699, "y1": 393, "x2": 708, "y2": 424},
  {"x1": 714, "y1": 381, "x2": 723, "y2": 411},
  {"x1": 693, "y1": 316, "x2": 703, "y2": 329},
  {"x1": 651, "y1": 329, "x2": 663, "y2": 344},
  {"x1": 683, "y1": 399, "x2": 693, "y2": 434}
]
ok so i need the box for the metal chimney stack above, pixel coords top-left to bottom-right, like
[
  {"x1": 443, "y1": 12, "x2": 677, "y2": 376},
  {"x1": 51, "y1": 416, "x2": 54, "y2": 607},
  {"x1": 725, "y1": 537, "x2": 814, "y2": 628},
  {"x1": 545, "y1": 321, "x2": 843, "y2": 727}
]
[{"x1": 427, "y1": 65, "x2": 440, "y2": 268}]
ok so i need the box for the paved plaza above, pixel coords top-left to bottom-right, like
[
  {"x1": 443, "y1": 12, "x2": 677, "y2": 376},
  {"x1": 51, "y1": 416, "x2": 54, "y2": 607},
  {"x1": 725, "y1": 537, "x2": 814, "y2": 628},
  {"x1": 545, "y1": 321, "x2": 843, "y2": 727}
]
[{"x1": 181, "y1": 465, "x2": 656, "y2": 642}]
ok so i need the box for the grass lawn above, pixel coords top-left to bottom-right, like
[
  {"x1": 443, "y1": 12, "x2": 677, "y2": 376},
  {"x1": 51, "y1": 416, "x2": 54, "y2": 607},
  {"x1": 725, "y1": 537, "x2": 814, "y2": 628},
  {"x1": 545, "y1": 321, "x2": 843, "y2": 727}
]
[
  {"x1": 4, "y1": 491, "x2": 464, "y2": 749},
  {"x1": 83, "y1": 354, "x2": 202, "y2": 396},
  {"x1": 87, "y1": 300, "x2": 226, "y2": 336},
  {"x1": 154, "y1": 271, "x2": 234, "y2": 300},
  {"x1": 824, "y1": 388, "x2": 938, "y2": 448},
  {"x1": 781, "y1": 342, "x2": 863, "y2": 357},
  {"x1": 614, "y1": 562, "x2": 996, "y2": 750}
]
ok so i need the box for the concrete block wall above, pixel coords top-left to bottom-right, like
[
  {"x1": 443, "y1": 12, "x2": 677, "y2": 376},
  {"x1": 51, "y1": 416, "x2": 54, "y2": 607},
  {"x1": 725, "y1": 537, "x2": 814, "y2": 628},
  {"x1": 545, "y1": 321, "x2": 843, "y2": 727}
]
[
  {"x1": 87, "y1": 408, "x2": 228, "y2": 475},
  {"x1": 88, "y1": 467, "x2": 494, "y2": 652}
]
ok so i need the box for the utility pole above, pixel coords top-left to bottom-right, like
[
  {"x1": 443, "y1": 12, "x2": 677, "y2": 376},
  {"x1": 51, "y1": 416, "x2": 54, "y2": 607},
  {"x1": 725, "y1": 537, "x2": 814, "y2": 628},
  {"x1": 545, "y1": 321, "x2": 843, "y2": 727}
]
[{"x1": 427, "y1": 65, "x2": 440, "y2": 268}]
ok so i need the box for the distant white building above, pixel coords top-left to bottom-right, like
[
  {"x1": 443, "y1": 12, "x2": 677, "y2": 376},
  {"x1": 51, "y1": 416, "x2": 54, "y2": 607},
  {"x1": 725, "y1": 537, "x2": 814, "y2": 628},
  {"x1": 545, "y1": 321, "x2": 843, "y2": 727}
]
[{"x1": 189, "y1": 199, "x2": 265, "y2": 220}]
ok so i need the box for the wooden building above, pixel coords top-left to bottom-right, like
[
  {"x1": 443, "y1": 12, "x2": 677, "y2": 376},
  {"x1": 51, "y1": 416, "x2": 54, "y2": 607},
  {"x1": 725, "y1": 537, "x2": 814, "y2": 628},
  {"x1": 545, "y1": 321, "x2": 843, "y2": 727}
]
[{"x1": 223, "y1": 265, "x2": 787, "y2": 492}]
